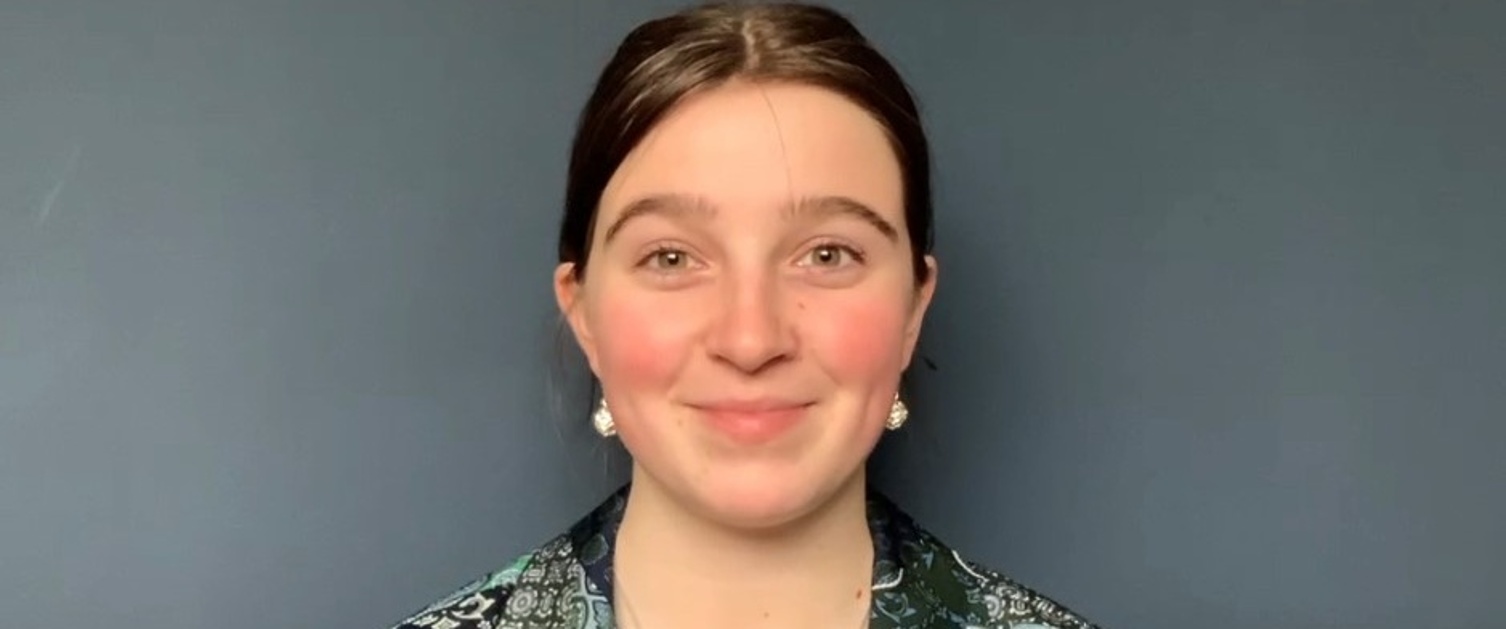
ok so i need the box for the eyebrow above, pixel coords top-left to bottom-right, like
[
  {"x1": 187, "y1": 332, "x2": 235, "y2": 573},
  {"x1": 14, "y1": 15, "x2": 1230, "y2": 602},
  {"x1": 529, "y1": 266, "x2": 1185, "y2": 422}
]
[
  {"x1": 602, "y1": 194, "x2": 714, "y2": 243},
  {"x1": 601, "y1": 193, "x2": 899, "y2": 243},
  {"x1": 788, "y1": 195, "x2": 899, "y2": 242}
]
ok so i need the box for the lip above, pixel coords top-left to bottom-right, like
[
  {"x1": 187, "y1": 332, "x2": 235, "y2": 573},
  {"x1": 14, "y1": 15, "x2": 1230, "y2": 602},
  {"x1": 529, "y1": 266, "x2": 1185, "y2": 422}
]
[{"x1": 689, "y1": 399, "x2": 813, "y2": 444}]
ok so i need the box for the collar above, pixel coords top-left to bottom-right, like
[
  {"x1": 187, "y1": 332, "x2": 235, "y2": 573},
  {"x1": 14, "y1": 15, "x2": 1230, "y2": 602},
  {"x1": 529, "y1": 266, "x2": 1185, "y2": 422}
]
[{"x1": 564, "y1": 484, "x2": 922, "y2": 607}]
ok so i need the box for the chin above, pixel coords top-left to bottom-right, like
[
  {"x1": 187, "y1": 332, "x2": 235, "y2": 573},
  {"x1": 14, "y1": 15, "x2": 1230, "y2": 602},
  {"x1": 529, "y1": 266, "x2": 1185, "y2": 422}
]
[{"x1": 685, "y1": 465, "x2": 857, "y2": 531}]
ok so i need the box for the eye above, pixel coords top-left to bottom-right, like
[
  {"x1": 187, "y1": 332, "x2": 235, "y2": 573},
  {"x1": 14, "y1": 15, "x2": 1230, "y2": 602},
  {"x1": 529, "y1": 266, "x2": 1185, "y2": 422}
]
[
  {"x1": 798, "y1": 242, "x2": 865, "y2": 268},
  {"x1": 639, "y1": 246, "x2": 696, "y2": 272}
]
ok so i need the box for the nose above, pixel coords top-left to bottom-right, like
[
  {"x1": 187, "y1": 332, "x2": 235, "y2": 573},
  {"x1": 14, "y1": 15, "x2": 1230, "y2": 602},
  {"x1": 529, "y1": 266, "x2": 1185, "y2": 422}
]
[{"x1": 705, "y1": 271, "x2": 796, "y2": 374}]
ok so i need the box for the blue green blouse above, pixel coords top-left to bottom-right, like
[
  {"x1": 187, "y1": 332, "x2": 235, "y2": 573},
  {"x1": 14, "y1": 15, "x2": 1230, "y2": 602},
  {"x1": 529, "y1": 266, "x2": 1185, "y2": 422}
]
[{"x1": 392, "y1": 486, "x2": 1098, "y2": 628}]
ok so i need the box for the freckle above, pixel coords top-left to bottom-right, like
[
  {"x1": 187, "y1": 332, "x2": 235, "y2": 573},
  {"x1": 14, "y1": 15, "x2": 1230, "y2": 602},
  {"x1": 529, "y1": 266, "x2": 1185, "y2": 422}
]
[{"x1": 855, "y1": 588, "x2": 862, "y2": 599}]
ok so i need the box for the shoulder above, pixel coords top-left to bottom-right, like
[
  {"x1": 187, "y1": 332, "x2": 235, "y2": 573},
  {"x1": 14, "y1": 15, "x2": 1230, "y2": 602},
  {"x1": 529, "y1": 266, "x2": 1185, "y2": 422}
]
[
  {"x1": 389, "y1": 535, "x2": 598, "y2": 629},
  {"x1": 389, "y1": 553, "x2": 530, "y2": 629},
  {"x1": 942, "y1": 547, "x2": 1101, "y2": 629},
  {"x1": 878, "y1": 506, "x2": 1100, "y2": 629}
]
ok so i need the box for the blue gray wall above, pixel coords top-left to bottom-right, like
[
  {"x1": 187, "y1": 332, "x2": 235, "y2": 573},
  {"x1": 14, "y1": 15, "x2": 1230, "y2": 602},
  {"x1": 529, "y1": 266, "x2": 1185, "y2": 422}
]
[{"x1": 2, "y1": 1, "x2": 1501, "y2": 627}]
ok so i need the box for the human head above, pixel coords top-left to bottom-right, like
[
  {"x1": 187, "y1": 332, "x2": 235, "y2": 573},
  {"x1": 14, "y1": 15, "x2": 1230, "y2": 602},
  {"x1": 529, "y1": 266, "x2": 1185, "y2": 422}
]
[
  {"x1": 559, "y1": 2, "x2": 933, "y2": 282},
  {"x1": 554, "y1": 2, "x2": 937, "y2": 528}
]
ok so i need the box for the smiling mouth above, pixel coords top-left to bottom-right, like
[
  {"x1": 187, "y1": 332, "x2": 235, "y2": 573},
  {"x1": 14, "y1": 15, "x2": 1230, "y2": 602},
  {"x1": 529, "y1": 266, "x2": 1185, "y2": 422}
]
[{"x1": 691, "y1": 401, "x2": 813, "y2": 444}]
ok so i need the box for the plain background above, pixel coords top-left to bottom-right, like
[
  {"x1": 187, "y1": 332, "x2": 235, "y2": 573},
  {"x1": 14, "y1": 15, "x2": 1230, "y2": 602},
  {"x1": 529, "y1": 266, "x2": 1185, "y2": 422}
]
[{"x1": 3, "y1": 1, "x2": 1502, "y2": 627}]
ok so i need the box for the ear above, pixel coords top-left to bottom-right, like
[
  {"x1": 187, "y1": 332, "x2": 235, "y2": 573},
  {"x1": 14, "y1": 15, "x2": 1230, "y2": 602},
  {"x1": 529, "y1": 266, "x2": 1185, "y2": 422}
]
[
  {"x1": 901, "y1": 255, "x2": 938, "y2": 369},
  {"x1": 554, "y1": 262, "x2": 601, "y2": 374}
]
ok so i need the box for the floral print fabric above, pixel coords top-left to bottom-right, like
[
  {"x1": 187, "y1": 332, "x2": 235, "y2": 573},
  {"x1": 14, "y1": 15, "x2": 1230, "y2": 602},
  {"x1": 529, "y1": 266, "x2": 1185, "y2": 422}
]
[{"x1": 392, "y1": 486, "x2": 1098, "y2": 628}]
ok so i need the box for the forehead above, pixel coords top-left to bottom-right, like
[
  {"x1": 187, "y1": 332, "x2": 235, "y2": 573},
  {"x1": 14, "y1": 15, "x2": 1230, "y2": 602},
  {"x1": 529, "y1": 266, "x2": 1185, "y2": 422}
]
[{"x1": 598, "y1": 81, "x2": 903, "y2": 224}]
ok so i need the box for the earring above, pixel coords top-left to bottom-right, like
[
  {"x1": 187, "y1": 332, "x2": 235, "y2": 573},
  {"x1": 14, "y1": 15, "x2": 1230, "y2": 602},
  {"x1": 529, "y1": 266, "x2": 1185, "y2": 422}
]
[
  {"x1": 592, "y1": 398, "x2": 616, "y2": 437},
  {"x1": 886, "y1": 393, "x2": 909, "y2": 431}
]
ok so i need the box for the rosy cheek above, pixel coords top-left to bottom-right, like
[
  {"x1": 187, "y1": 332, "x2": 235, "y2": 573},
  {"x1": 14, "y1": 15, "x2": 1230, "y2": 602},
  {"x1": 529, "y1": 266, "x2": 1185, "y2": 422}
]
[
  {"x1": 800, "y1": 291, "x2": 909, "y2": 382},
  {"x1": 589, "y1": 290, "x2": 700, "y2": 391}
]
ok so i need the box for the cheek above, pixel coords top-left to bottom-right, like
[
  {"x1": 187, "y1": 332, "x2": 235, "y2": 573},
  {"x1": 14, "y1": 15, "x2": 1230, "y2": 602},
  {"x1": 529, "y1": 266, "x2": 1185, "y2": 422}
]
[
  {"x1": 800, "y1": 291, "x2": 910, "y2": 381},
  {"x1": 588, "y1": 290, "x2": 698, "y2": 389}
]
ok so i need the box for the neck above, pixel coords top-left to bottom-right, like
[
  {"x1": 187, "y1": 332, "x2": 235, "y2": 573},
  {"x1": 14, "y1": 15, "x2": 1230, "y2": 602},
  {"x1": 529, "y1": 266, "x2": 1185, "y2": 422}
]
[{"x1": 613, "y1": 469, "x2": 873, "y2": 629}]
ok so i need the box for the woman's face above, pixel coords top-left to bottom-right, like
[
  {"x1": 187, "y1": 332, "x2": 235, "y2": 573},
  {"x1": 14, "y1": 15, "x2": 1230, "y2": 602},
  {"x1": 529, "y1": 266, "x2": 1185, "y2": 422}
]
[{"x1": 556, "y1": 81, "x2": 936, "y2": 529}]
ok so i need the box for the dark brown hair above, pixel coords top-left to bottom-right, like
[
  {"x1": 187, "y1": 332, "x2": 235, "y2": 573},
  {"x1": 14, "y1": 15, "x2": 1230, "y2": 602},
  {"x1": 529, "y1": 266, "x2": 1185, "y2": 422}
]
[{"x1": 557, "y1": 1, "x2": 933, "y2": 284}]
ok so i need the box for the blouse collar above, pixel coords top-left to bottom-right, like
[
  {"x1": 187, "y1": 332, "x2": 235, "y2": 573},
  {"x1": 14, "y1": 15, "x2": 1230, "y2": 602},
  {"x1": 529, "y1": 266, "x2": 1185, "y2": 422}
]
[{"x1": 565, "y1": 483, "x2": 916, "y2": 605}]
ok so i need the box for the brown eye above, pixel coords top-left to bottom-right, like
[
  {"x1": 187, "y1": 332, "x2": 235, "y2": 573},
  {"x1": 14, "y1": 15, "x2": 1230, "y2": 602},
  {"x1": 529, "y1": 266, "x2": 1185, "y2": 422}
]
[
  {"x1": 644, "y1": 247, "x2": 692, "y2": 271},
  {"x1": 800, "y1": 243, "x2": 863, "y2": 268}
]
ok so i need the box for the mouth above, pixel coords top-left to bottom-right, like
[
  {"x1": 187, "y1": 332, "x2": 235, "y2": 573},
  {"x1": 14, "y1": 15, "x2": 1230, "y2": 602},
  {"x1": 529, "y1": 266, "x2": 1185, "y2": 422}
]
[{"x1": 688, "y1": 399, "x2": 814, "y2": 444}]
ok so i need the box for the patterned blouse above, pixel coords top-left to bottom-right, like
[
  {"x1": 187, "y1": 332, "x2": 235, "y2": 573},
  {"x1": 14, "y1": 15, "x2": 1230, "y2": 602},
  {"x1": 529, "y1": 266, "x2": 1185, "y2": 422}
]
[{"x1": 391, "y1": 486, "x2": 1098, "y2": 628}]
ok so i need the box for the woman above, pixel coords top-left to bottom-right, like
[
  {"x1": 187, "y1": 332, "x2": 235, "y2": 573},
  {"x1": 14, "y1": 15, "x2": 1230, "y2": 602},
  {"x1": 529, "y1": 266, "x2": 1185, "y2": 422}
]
[{"x1": 394, "y1": 3, "x2": 1098, "y2": 628}]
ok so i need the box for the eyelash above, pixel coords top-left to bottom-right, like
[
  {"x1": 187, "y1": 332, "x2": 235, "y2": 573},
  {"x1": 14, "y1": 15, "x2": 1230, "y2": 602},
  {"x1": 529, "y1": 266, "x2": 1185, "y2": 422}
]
[
  {"x1": 632, "y1": 240, "x2": 867, "y2": 272},
  {"x1": 634, "y1": 245, "x2": 681, "y2": 270},
  {"x1": 799, "y1": 240, "x2": 867, "y2": 268}
]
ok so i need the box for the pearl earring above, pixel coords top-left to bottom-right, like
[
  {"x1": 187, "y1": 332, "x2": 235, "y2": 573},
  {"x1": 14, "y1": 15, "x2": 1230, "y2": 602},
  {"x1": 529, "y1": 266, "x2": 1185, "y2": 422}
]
[
  {"x1": 592, "y1": 398, "x2": 616, "y2": 437},
  {"x1": 886, "y1": 393, "x2": 909, "y2": 430}
]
